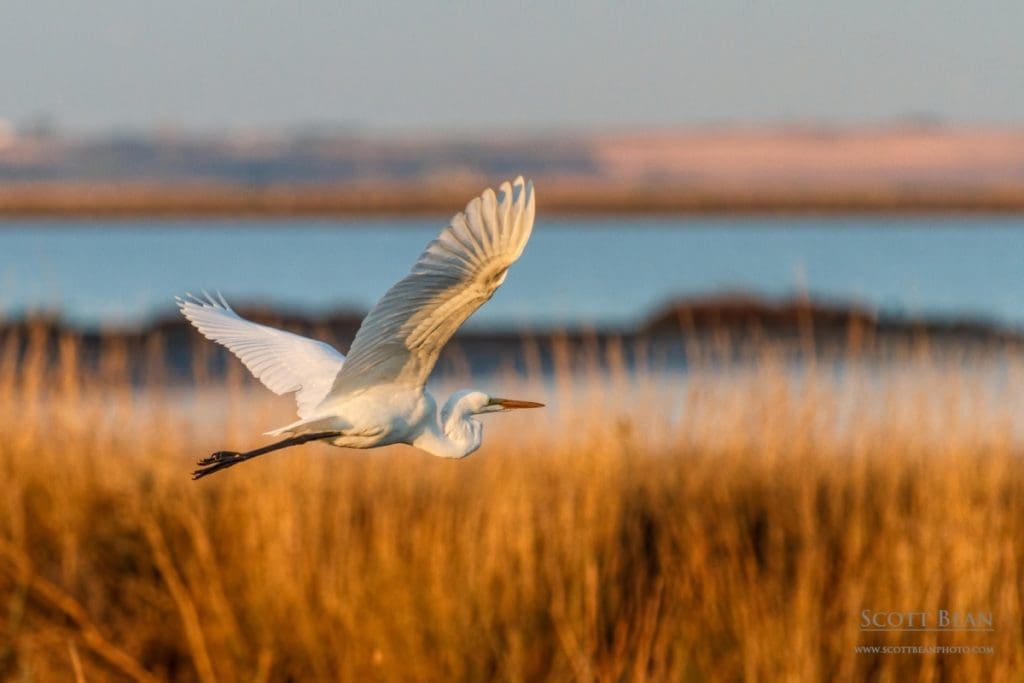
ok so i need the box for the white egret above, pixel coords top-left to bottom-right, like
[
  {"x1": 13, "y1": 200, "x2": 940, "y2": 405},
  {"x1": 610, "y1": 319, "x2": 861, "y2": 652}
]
[{"x1": 179, "y1": 177, "x2": 542, "y2": 479}]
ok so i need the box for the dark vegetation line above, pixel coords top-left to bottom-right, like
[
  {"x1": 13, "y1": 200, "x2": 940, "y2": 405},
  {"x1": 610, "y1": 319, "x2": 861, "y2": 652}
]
[{"x1": 3, "y1": 295, "x2": 1023, "y2": 383}]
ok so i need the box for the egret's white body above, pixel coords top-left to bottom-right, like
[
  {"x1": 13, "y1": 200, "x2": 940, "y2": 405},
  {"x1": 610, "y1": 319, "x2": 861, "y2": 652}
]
[{"x1": 179, "y1": 177, "x2": 541, "y2": 478}]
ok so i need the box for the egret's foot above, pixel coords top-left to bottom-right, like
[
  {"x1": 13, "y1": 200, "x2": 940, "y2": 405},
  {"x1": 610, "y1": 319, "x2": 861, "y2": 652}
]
[
  {"x1": 197, "y1": 450, "x2": 241, "y2": 466},
  {"x1": 192, "y1": 458, "x2": 243, "y2": 480},
  {"x1": 192, "y1": 450, "x2": 249, "y2": 479}
]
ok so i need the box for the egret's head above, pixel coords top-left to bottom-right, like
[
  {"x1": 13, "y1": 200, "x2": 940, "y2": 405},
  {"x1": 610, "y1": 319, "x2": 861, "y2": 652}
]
[
  {"x1": 437, "y1": 390, "x2": 545, "y2": 459},
  {"x1": 449, "y1": 390, "x2": 545, "y2": 417}
]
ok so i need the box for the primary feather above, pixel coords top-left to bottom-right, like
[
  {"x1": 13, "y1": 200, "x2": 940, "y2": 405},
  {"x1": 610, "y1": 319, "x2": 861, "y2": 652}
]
[
  {"x1": 327, "y1": 176, "x2": 535, "y2": 397},
  {"x1": 177, "y1": 293, "x2": 345, "y2": 418}
]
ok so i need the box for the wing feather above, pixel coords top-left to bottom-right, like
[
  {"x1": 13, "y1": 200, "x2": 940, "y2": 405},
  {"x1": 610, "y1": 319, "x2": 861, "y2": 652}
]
[
  {"x1": 178, "y1": 293, "x2": 345, "y2": 418},
  {"x1": 326, "y1": 177, "x2": 535, "y2": 397}
]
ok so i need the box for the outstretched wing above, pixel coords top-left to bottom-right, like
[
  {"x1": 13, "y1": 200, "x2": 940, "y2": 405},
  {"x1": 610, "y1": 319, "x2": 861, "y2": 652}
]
[
  {"x1": 178, "y1": 293, "x2": 345, "y2": 418},
  {"x1": 327, "y1": 176, "x2": 535, "y2": 397}
]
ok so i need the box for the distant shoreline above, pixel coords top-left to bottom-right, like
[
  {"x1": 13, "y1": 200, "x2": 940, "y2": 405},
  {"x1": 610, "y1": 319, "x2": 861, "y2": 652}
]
[
  {"x1": 4, "y1": 182, "x2": 1024, "y2": 218},
  {"x1": 5, "y1": 293, "x2": 1023, "y2": 352},
  {"x1": 6, "y1": 126, "x2": 1024, "y2": 217}
]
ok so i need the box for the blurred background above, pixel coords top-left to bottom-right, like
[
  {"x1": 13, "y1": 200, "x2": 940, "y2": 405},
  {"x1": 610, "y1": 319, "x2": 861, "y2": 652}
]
[
  {"x1": 2, "y1": 1, "x2": 1024, "y2": 353},
  {"x1": 3, "y1": 3, "x2": 1024, "y2": 681}
]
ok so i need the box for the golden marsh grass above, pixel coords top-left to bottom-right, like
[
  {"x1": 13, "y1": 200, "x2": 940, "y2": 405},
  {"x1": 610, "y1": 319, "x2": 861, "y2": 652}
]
[{"x1": 1, "y1": 330, "x2": 1023, "y2": 681}]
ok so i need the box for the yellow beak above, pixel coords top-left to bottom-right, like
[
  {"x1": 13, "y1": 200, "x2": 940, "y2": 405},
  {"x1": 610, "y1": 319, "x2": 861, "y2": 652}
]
[{"x1": 489, "y1": 398, "x2": 545, "y2": 410}]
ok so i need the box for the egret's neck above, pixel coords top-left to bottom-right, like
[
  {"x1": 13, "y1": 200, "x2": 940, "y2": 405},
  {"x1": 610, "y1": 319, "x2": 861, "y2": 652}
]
[{"x1": 412, "y1": 391, "x2": 483, "y2": 459}]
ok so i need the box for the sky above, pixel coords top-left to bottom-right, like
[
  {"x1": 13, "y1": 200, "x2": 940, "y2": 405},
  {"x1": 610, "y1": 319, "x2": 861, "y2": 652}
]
[{"x1": 1, "y1": 1, "x2": 1023, "y2": 134}]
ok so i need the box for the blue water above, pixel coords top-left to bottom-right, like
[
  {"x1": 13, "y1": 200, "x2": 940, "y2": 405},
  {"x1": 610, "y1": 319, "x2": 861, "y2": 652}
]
[{"x1": 2, "y1": 216, "x2": 1023, "y2": 329}]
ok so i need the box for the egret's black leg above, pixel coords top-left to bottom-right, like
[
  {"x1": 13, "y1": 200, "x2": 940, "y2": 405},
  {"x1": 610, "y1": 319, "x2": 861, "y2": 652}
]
[{"x1": 192, "y1": 431, "x2": 341, "y2": 480}]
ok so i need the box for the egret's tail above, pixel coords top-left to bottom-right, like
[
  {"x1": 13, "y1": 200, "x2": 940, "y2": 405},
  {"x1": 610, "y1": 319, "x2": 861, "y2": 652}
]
[{"x1": 264, "y1": 414, "x2": 346, "y2": 438}]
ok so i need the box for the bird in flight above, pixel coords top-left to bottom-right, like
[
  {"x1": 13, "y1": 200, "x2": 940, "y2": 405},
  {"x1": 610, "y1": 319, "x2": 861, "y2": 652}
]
[{"x1": 179, "y1": 177, "x2": 542, "y2": 479}]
